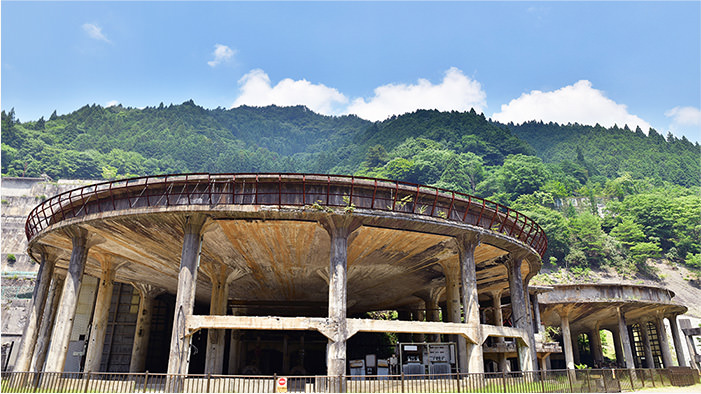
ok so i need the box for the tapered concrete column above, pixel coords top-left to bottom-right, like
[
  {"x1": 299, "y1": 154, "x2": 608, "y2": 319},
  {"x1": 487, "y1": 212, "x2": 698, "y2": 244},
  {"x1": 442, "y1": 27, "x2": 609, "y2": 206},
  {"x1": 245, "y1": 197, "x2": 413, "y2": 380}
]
[
  {"x1": 639, "y1": 321, "x2": 655, "y2": 368},
  {"x1": 320, "y1": 215, "x2": 360, "y2": 392},
  {"x1": 531, "y1": 293, "x2": 542, "y2": 333},
  {"x1": 167, "y1": 214, "x2": 208, "y2": 383},
  {"x1": 590, "y1": 324, "x2": 604, "y2": 366},
  {"x1": 559, "y1": 308, "x2": 575, "y2": 370},
  {"x1": 228, "y1": 324, "x2": 242, "y2": 375},
  {"x1": 668, "y1": 315, "x2": 688, "y2": 367},
  {"x1": 655, "y1": 314, "x2": 673, "y2": 367},
  {"x1": 14, "y1": 248, "x2": 57, "y2": 372},
  {"x1": 491, "y1": 290, "x2": 509, "y2": 372},
  {"x1": 84, "y1": 257, "x2": 119, "y2": 372},
  {"x1": 413, "y1": 301, "x2": 426, "y2": 342},
  {"x1": 572, "y1": 332, "x2": 581, "y2": 365},
  {"x1": 441, "y1": 259, "x2": 466, "y2": 372},
  {"x1": 419, "y1": 287, "x2": 443, "y2": 342},
  {"x1": 504, "y1": 253, "x2": 535, "y2": 372},
  {"x1": 31, "y1": 272, "x2": 65, "y2": 372},
  {"x1": 203, "y1": 264, "x2": 244, "y2": 375},
  {"x1": 456, "y1": 234, "x2": 483, "y2": 373},
  {"x1": 45, "y1": 227, "x2": 93, "y2": 373},
  {"x1": 616, "y1": 307, "x2": 636, "y2": 369},
  {"x1": 129, "y1": 283, "x2": 164, "y2": 372},
  {"x1": 397, "y1": 310, "x2": 413, "y2": 343}
]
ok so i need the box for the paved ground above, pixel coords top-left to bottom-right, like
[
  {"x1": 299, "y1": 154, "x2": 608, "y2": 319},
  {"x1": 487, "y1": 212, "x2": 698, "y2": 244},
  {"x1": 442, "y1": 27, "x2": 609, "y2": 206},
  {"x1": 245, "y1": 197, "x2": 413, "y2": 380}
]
[{"x1": 633, "y1": 382, "x2": 701, "y2": 392}]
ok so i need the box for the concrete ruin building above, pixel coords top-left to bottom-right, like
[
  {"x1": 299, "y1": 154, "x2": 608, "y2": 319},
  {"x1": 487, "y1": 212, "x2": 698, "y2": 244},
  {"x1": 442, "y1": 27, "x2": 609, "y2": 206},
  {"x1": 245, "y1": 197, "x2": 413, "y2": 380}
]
[{"x1": 5, "y1": 173, "x2": 695, "y2": 380}]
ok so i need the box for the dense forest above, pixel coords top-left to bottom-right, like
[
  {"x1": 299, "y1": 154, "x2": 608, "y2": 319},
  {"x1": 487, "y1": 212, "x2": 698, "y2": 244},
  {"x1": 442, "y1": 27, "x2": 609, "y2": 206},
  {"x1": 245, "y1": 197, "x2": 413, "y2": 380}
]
[{"x1": 2, "y1": 102, "x2": 700, "y2": 280}]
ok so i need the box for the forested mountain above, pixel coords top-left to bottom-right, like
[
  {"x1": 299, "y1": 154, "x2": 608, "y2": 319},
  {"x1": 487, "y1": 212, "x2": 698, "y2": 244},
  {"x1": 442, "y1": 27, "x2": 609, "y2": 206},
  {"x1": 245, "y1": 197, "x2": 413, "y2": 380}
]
[
  {"x1": 510, "y1": 121, "x2": 700, "y2": 187},
  {"x1": 2, "y1": 102, "x2": 700, "y2": 283}
]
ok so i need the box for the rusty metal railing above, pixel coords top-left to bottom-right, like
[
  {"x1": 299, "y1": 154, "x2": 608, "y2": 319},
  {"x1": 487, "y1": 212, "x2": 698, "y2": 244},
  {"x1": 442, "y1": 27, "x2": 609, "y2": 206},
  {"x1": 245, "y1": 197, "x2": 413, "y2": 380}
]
[
  {"x1": 2, "y1": 368, "x2": 698, "y2": 393},
  {"x1": 24, "y1": 173, "x2": 547, "y2": 257}
]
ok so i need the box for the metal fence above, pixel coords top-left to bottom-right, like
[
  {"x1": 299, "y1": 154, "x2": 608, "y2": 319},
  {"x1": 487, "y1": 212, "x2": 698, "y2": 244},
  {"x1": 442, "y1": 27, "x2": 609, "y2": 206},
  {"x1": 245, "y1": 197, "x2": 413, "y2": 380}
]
[
  {"x1": 2, "y1": 368, "x2": 698, "y2": 393},
  {"x1": 24, "y1": 173, "x2": 547, "y2": 257}
]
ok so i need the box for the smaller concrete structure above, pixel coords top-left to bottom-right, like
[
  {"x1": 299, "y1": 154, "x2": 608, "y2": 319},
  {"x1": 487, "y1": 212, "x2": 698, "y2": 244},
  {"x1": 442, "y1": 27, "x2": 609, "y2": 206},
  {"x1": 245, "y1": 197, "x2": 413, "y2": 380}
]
[{"x1": 538, "y1": 284, "x2": 690, "y2": 371}]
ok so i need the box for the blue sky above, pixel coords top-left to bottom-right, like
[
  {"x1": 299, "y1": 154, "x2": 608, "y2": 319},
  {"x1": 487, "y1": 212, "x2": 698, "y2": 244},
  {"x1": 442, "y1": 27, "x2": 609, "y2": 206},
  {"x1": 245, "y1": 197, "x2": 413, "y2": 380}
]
[{"x1": 2, "y1": 1, "x2": 700, "y2": 142}]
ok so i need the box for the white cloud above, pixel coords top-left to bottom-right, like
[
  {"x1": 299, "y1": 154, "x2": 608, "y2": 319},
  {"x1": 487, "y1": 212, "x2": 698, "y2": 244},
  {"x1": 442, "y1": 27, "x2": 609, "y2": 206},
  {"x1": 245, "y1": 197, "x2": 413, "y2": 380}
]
[
  {"x1": 207, "y1": 44, "x2": 235, "y2": 67},
  {"x1": 105, "y1": 100, "x2": 119, "y2": 107},
  {"x1": 492, "y1": 80, "x2": 651, "y2": 131},
  {"x1": 665, "y1": 106, "x2": 701, "y2": 142},
  {"x1": 345, "y1": 67, "x2": 487, "y2": 122},
  {"x1": 82, "y1": 23, "x2": 110, "y2": 43},
  {"x1": 231, "y1": 69, "x2": 348, "y2": 115}
]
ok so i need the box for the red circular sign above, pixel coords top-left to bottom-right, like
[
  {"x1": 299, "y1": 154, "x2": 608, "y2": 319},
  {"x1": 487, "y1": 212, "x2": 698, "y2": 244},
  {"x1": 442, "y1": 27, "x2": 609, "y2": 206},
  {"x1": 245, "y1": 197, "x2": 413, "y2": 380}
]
[{"x1": 277, "y1": 378, "x2": 287, "y2": 386}]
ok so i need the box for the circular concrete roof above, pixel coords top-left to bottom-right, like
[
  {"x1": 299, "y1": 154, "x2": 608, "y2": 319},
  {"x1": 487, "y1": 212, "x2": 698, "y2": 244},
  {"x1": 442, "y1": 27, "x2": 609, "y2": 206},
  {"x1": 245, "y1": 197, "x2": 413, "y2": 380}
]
[
  {"x1": 538, "y1": 283, "x2": 688, "y2": 332},
  {"x1": 26, "y1": 173, "x2": 547, "y2": 314}
]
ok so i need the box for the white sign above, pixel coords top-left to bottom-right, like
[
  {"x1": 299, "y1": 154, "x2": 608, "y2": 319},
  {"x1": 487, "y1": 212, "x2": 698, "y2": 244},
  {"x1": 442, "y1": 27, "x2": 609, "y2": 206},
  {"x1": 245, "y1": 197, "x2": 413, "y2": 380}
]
[{"x1": 276, "y1": 377, "x2": 288, "y2": 393}]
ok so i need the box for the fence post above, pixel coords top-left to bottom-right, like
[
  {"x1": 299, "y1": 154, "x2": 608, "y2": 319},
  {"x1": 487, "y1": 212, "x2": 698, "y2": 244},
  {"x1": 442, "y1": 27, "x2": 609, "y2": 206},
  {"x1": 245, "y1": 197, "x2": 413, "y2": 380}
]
[
  {"x1": 629, "y1": 369, "x2": 635, "y2": 390},
  {"x1": 602, "y1": 370, "x2": 608, "y2": 393},
  {"x1": 401, "y1": 372, "x2": 405, "y2": 393},
  {"x1": 456, "y1": 371, "x2": 461, "y2": 393},
  {"x1": 567, "y1": 369, "x2": 574, "y2": 393},
  {"x1": 649, "y1": 369, "x2": 655, "y2": 388},
  {"x1": 143, "y1": 371, "x2": 149, "y2": 393},
  {"x1": 540, "y1": 370, "x2": 546, "y2": 393},
  {"x1": 273, "y1": 373, "x2": 277, "y2": 393},
  {"x1": 32, "y1": 371, "x2": 40, "y2": 392},
  {"x1": 586, "y1": 369, "x2": 591, "y2": 392},
  {"x1": 83, "y1": 371, "x2": 91, "y2": 393},
  {"x1": 206, "y1": 373, "x2": 211, "y2": 393},
  {"x1": 502, "y1": 370, "x2": 507, "y2": 393}
]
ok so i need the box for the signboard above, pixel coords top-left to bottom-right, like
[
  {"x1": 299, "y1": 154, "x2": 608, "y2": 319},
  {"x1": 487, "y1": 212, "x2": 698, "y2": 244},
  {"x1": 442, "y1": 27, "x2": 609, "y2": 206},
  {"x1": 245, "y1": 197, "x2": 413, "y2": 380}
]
[
  {"x1": 428, "y1": 344, "x2": 452, "y2": 363},
  {"x1": 276, "y1": 377, "x2": 288, "y2": 393}
]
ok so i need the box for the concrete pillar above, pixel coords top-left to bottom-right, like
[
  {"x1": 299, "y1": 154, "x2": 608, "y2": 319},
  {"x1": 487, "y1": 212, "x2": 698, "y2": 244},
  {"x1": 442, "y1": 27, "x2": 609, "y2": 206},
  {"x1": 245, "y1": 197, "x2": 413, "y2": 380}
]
[
  {"x1": 31, "y1": 272, "x2": 65, "y2": 372},
  {"x1": 228, "y1": 327, "x2": 242, "y2": 375},
  {"x1": 167, "y1": 214, "x2": 207, "y2": 382},
  {"x1": 491, "y1": 290, "x2": 509, "y2": 372},
  {"x1": 413, "y1": 301, "x2": 426, "y2": 342},
  {"x1": 668, "y1": 315, "x2": 688, "y2": 367},
  {"x1": 539, "y1": 355, "x2": 549, "y2": 371},
  {"x1": 639, "y1": 321, "x2": 655, "y2": 368},
  {"x1": 14, "y1": 248, "x2": 57, "y2": 372},
  {"x1": 531, "y1": 293, "x2": 542, "y2": 333},
  {"x1": 442, "y1": 259, "x2": 466, "y2": 372},
  {"x1": 83, "y1": 257, "x2": 117, "y2": 372},
  {"x1": 282, "y1": 335, "x2": 290, "y2": 374},
  {"x1": 505, "y1": 253, "x2": 535, "y2": 372},
  {"x1": 320, "y1": 215, "x2": 360, "y2": 392},
  {"x1": 129, "y1": 283, "x2": 164, "y2": 372},
  {"x1": 559, "y1": 308, "x2": 575, "y2": 370},
  {"x1": 456, "y1": 234, "x2": 483, "y2": 373},
  {"x1": 572, "y1": 332, "x2": 581, "y2": 365},
  {"x1": 590, "y1": 324, "x2": 604, "y2": 366},
  {"x1": 616, "y1": 307, "x2": 636, "y2": 369},
  {"x1": 44, "y1": 227, "x2": 92, "y2": 373},
  {"x1": 655, "y1": 314, "x2": 673, "y2": 367},
  {"x1": 420, "y1": 287, "x2": 443, "y2": 342},
  {"x1": 203, "y1": 262, "x2": 239, "y2": 375}
]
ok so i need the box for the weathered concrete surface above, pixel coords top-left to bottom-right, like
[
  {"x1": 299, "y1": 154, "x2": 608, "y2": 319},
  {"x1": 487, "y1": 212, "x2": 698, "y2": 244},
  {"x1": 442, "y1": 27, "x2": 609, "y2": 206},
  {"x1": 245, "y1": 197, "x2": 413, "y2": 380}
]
[
  {"x1": 28, "y1": 205, "x2": 539, "y2": 316},
  {"x1": 539, "y1": 284, "x2": 687, "y2": 334},
  {"x1": 129, "y1": 283, "x2": 163, "y2": 372},
  {"x1": 13, "y1": 249, "x2": 56, "y2": 372},
  {"x1": 83, "y1": 256, "x2": 117, "y2": 372},
  {"x1": 184, "y1": 315, "x2": 525, "y2": 346},
  {"x1": 44, "y1": 228, "x2": 91, "y2": 373},
  {"x1": 32, "y1": 272, "x2": 64, "y2": 372},
  {"x1": 167, "y1": 214, "x2": 207, "y2": 377}
]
